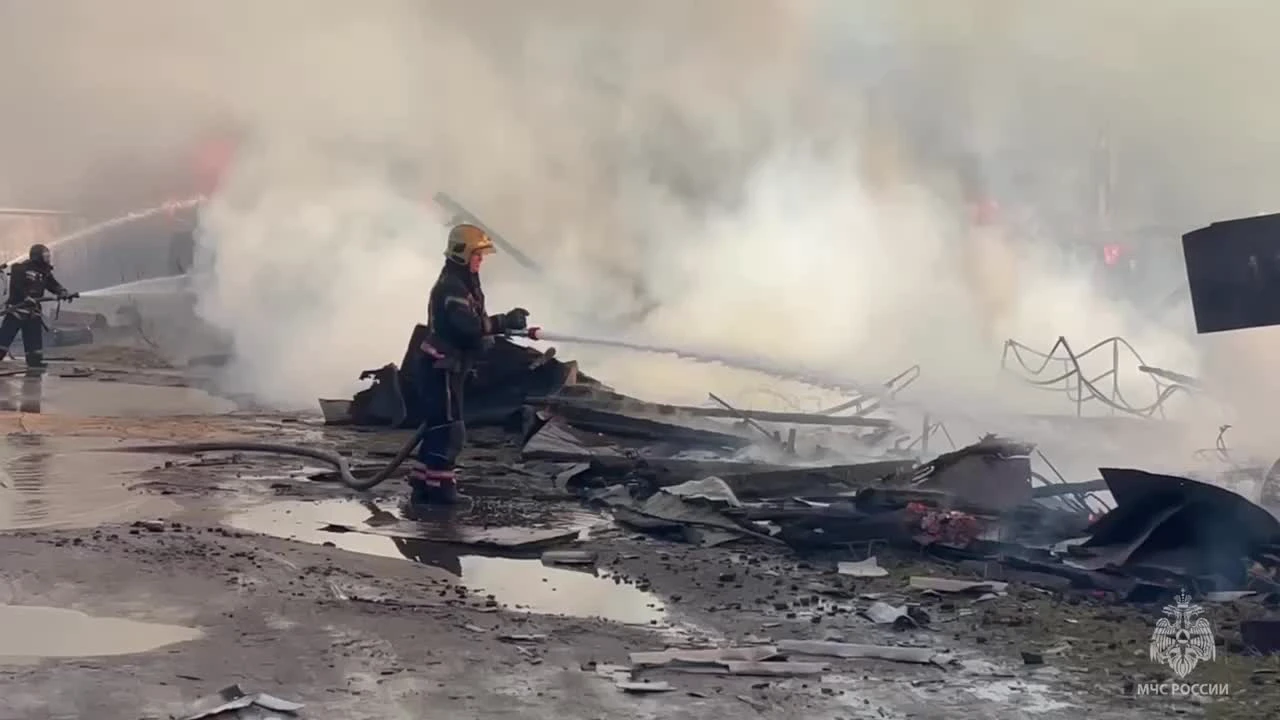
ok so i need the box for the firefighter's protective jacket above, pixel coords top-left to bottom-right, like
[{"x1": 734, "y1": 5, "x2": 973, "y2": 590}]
[{"x1": 420, "y1": 261, "x2": 509, "y2": 369}]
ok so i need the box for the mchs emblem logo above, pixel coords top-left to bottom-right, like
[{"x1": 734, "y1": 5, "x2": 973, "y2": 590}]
[{"x1": 1150, "y1": 591, "x2": 1216, "y2": 678}]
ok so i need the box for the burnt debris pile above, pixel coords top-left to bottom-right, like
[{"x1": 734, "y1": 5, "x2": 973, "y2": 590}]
[
  {"x1": 322, "y1": 325, "x2": 1280, "y2": 606},
  {"x1": 322, "y1": 327, "x2": 600, "y2": 428}
]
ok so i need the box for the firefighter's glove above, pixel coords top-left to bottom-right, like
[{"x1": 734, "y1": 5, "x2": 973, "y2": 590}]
[
  {"x1": 502, "y1": 307, "x2": 530, "y2": 331},
  {"x1": 61, "y1": 292, "x2": 79, "y2": 303}
]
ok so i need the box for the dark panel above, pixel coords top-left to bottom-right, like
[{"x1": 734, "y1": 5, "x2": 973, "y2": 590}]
[{"x1": 1183, "y1": 213, "x2": 1280, "y2": 334}]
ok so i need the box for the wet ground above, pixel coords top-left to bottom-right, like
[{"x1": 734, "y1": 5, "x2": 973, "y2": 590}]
[
  {"x1": 0, "y1": 605, "x2": 202, "y2": 664},
  {"x1": 225, "y1": 499, "x2": 668, "y2": 625},
  {"x1": 0, "y1": 435, "x2": 182, "y2": 530},
  {"x1": 0, "y1": 343, "x2": 1264, "y2": 719}
]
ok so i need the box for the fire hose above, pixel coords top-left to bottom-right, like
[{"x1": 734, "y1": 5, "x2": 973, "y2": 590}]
[{"x1": 101, "y1": 328, "x2": 892, "y2": 493}]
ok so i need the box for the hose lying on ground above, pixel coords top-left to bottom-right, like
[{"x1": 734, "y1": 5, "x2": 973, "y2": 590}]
[{"x1": 101, "y1": 424, "x2": 428, "y2": 492}]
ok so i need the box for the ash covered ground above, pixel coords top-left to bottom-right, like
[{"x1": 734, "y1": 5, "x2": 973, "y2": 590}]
[{"x1": 0, "y1": 336, "x2": 1274, "y2": 720}]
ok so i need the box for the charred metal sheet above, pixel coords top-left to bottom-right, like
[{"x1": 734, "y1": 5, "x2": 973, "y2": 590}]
[
  {"x1": 1031, "y1": 479, "x2": 1108, "y2": 498},
  {"x1": 339, "y1": 326, "x2": 587, "y2": 428},
  {"x1": 711, "y1": 460, "x2": 914, "y2": 500},
  {"x1": 529, "y1": 392, "x2": 895, "y2": 428},
  {"x1": 587, "y1": 483, "x2": 780, "y2": 545},
  {"x1": 521, "y1": 419, "x2": 772, "y2": 487},
  {"x1": 997, "y1": 556, "x2": 1140, "y2": 595},
  {"x1": 1080, "y1": 468, "x2": 1280, "y2": 584},
  {"x1": 181, "y1": 684, "x2": 303, "y2": 720},
  {"x1": 890, "y1": 437, "x2": 1034, "y2": 513},
  {"x1": 551, "y1": 405, "x2": 753, "y2": 449},
  {"x1": 1096, "y1": 468, "x2": 1280, "y2": 541},
  {"x1": 522, "y1": 420, "x2": 625, "y2": 461},
  {"x1": 319, "y1": 398, "x2": 354, "y2": 425},
  {"x1": 349, "y1": 363, "x2": 407, "y2": 427},
  {"x1": 1075, "y1": 502, "x2": 1187, "y2": 571},
  {"x1": 773, "y1": 505, "x2": 920, "y2": 548},
  {"x1": 1182, "y1": 212, "x2": 1280, "y2": 334}
]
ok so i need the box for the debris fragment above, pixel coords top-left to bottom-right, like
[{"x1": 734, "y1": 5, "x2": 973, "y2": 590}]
[
  {"x1": 540, "y1": 550, "x2": 598, "y2": 566},
  {"x1": 589, "y1": 484, "x2": 781, "y2": 546},
  {"x1": 181, "y1": 684, "x2": 303, "y2": 720},
  {"x1": 861, "y1": 601, "x2": 914, "y2": 628},
  {"x1": 719, "y1": 660, "x2": 829, "y2": 677},
  {"x1": 498, "y1": 633, "x2": 548, "y2": 644},
  {"x1": 629, "y1": 647, "x2": 778, "y2": 668},
  {"x1": 909, "y1": 576, "x2": 1009, "y2": 595},
  {"x1": 891, "y1": 435, "x2": 1035, "y2": 512},
  {"x1": 616, "y1": 680, "x2": 675, "y2": 694},
  {"x1": 776, "y1": 639, "x2": 949, "y2": 665},
  {"x1": 663, "y1": 476, "x2": 743, "y2": 507},
  {"x1": 838, "y1": 556, "x2": 888, "y2": 578}
]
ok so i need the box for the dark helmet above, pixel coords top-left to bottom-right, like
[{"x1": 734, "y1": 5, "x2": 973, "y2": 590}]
[{"x1": 29, "y1": 244, "x2": 51, "y2": 266}]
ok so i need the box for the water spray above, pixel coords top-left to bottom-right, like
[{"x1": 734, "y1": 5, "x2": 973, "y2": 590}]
[
  {"x1": 75, "y1": 274, "x2": 190, "y2": 299},
  {"x1": 510, "y1": 328, "x2": 883, "y2": 405},
  {"x1": 50, "y1": 197, "x2": 204, "y2": 250}
]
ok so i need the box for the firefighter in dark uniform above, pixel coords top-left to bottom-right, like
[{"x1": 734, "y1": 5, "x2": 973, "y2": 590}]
[
  {"x1": 408, "y1": 223, "x2": 534, "y2": 507},
  {"x1": 0, "y1": 244, "x2": 76, "y2": 368}
]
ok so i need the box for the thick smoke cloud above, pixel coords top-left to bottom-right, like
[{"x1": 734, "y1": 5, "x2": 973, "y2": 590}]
[{"x1": 2, "y1": 0, "x2": 1278, "y2": 457}]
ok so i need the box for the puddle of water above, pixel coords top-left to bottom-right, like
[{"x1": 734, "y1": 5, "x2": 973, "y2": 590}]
[
  {"x1": 226, "y1": 499, "x2": 667, "y2": 626},
  {"x1": 0, "y1": 375, "x2": 233, "y2": 417},
  {"x1": 0, "y1": 435, "x2": 180, "y2": 530},
  {"x1": 0, "y1": 604, "x2": 202, "y2": 663}
]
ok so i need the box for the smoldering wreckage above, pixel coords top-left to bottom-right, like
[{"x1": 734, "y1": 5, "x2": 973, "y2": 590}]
[
  {"x1": 326, "y1": 319, "x2": 1280, "y2": 600},
  {"x1": 11, "y1": 203, "x2": 1280, "y2": 718}
]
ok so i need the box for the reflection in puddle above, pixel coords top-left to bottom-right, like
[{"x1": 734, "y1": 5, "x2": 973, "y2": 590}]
[
  {"x1": 0, "y1": 373, "x2": 233, "y2": 417},
  {"x1": 0, "y1": 435, "x2": 180, "y2": 530},
  {"x1": 226, "y1": 500, "x2": 667, "y2": 626},
  {"x1": 0, "y1": 605, "x2": 202, "y2": 662},
  {"x1": 0, "y1": 372, "x2": 45, "y2": 413}
]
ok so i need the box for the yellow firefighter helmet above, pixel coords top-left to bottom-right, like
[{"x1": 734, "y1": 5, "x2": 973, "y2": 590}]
[{"x1": 445, "y1": 223, "x2": 496, "y2": 264}]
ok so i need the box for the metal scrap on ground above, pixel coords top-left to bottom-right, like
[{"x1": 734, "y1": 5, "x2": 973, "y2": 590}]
[
  {"x1": 181, "y1": 684, "x2": 303, "y2": 720},
  {"x1": 318, "y1": 320, "x2": 1280, "y2": 661}
]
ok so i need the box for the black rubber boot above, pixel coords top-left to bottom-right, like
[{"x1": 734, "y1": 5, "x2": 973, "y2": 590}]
[
  {"x1": 409, "y1": 480, "x2": 434, "y2": 507},
  {"x1": 404, "y1": 464, "x2": 466, "y2": 519}
]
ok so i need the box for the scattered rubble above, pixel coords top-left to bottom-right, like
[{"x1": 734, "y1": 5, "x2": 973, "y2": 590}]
[
  {"x1": 11, "y1": 324, "x2": 1273, "y2": 718},
  {"x1": 319, "y1": 324, "x2": 1280, "y2": 612}
]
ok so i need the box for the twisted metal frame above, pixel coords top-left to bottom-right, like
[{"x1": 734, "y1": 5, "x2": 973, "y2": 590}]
[{"x1": 1001, "y1": 335, "x2": 1193, "y2": 418}]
